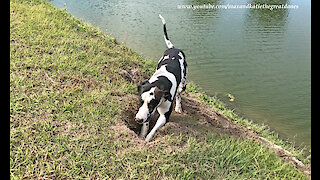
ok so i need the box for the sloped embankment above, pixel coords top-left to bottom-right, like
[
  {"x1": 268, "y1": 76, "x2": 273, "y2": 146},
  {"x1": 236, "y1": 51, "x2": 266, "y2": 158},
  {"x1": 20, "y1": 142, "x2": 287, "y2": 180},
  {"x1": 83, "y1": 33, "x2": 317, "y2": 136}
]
[
  {"x1": 120, "y1": 69, "x2": 311, "y2": 177},
  {"x1": 10, "y1": 0, "x2": 310, "y2": 179}
]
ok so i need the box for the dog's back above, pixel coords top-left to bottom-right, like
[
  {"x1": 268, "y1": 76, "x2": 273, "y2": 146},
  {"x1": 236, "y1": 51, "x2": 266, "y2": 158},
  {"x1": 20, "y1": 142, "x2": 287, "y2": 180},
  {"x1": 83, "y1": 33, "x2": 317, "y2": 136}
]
[{"x1": 157, "y1": 48, "x2": 186, "y2": 90}]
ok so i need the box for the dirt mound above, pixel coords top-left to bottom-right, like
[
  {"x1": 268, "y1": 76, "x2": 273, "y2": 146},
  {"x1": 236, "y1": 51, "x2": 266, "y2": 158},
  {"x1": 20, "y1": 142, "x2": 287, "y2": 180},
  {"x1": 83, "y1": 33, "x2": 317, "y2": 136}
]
[
  {"x1": 119, "y1": 92, "x2": 310, "y2": 176},
  {"x1": 118, "y1": 68, "x2": 310, "y2": 176}
]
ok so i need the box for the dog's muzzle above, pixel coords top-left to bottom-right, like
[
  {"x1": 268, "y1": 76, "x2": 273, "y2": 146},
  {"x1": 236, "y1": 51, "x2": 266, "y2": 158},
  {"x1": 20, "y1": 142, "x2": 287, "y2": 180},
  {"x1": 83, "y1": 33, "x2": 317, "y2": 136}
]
[
  {"x1": 135, "y1": 118, "x2": 144, "y2": 124},
  {"x1": 135, "y1": 114, "x2": 151, "y2": 124}
]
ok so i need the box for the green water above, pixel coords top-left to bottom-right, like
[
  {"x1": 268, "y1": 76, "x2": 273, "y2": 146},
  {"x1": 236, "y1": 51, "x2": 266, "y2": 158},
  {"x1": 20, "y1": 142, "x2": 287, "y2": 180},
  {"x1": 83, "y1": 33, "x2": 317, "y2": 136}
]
[{"x1": 50, "y1": 0, "x2": 311, "y2": 147}]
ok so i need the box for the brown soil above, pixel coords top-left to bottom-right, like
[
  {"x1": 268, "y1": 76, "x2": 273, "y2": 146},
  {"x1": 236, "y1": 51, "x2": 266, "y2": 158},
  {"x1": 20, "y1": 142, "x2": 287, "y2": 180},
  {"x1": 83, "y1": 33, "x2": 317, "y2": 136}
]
[{"x1": 119, "y1": 69, "x2": 311, "y2": 177}]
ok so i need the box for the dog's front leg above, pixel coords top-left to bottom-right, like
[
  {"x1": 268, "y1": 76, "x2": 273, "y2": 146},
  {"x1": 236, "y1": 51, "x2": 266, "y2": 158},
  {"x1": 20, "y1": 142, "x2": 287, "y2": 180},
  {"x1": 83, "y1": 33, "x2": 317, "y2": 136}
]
[
  {"x1": 145, "y1": 101, "x2": 172, "y2": 142},
  {"x1": 139, "y1": 122, "x2": 149, "y2": 139},
  {"x1": 145, "y1": 115, "x2": 166, "y2": 142}
]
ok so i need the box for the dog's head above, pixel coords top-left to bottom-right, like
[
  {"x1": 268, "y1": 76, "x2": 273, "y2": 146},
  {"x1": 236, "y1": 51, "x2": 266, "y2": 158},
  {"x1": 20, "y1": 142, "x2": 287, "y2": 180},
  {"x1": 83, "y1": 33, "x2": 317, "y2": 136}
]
[{"x1": 135, "y1": 80, "x2": 170, "y2": 124}]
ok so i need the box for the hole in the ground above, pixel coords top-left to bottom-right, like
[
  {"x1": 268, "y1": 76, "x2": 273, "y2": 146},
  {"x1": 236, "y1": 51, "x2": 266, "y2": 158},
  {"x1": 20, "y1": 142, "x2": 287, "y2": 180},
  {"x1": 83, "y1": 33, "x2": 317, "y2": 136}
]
[
  {"x1": 121, "y1": 95, "x2": 158, "y2": 136},
  {"x1": 123, "y1": 108, "x2": 159, "y2": 136}
]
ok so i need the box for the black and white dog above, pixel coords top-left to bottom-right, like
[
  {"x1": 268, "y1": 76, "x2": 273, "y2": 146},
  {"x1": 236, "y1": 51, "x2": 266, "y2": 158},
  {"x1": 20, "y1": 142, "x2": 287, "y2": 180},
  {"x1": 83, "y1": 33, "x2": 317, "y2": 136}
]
[{"x1": 135, "y1": 15, "x2": 187, "y2": 142}]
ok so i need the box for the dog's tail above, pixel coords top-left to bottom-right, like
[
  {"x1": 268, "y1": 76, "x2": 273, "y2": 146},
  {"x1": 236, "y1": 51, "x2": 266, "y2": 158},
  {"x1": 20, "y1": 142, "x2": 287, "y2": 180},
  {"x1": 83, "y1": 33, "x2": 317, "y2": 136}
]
[{"x1": 159, "y1": 14, "x2": 174, "y2": 49}]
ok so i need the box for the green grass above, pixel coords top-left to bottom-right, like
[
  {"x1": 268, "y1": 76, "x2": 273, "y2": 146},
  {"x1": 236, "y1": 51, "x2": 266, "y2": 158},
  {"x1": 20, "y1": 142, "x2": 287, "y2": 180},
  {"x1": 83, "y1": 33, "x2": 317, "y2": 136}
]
[{"x1": 10, "y1": 0, "x2": 309, "y2": 179}]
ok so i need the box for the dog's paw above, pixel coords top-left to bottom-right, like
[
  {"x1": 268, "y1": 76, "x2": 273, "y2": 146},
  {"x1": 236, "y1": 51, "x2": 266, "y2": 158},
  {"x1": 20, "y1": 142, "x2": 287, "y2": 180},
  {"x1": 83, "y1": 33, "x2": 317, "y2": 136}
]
[
  {"x1": 138, "y1": 134, "x2": 145, "y2": 139},
  {"x1": 145, "y1": 135, "x2": 153, "y2": 142},
  {"x1": 175, "y1": 106, "x2": 183, "y2": 114}
]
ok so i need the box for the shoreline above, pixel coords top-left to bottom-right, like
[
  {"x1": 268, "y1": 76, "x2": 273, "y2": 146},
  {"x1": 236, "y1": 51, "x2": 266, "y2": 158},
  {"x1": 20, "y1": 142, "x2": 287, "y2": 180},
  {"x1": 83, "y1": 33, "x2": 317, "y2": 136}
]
[
  {"x1": 51, "y1": 0, "x2": 310, "y2": 149},
  {"x1": 10, "y1": 0, "x2": 310, "y2": 178}
]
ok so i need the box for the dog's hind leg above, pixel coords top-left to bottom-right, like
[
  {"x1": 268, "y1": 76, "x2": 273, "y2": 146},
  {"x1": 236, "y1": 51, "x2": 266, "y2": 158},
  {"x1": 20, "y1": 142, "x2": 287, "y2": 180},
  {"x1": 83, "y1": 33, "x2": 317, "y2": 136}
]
[
  {"x1": 175, "y1": 92, "x2": 182, "y2": 113},
  {"x1": 175, "y1": 80, "x2": 186, "y2": 113}
]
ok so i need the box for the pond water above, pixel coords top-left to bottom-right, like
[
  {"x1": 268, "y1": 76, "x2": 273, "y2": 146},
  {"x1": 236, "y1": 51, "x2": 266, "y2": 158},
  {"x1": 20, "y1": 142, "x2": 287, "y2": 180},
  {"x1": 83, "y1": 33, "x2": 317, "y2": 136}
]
[{"x1": 50, "y1": 0, "x2": 311, "y2": 147}]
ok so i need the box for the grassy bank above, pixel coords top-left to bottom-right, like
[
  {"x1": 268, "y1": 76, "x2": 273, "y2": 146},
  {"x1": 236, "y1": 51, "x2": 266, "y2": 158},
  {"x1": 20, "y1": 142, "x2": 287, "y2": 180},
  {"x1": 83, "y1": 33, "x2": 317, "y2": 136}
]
[{"x1": 10, "y1": 0, "x2": 310, "y2": 179}]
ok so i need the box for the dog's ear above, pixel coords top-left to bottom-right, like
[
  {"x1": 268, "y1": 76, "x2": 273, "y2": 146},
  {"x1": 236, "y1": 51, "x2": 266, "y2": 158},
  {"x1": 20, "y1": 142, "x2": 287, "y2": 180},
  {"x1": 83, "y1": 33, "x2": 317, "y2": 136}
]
[
  {"x1": 138, "y1": 80, "x2": 150, "y2": 94},
  {"x1": 137, "y1": 84, "x2": 142, "y2": 94}
]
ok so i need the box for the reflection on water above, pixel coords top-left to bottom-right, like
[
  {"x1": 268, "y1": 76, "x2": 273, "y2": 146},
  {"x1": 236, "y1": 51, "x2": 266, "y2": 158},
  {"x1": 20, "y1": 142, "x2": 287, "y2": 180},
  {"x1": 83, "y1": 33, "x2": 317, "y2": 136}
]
[{"x1": 50, "y1": 0, "x2": 311, "y2": 147}]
